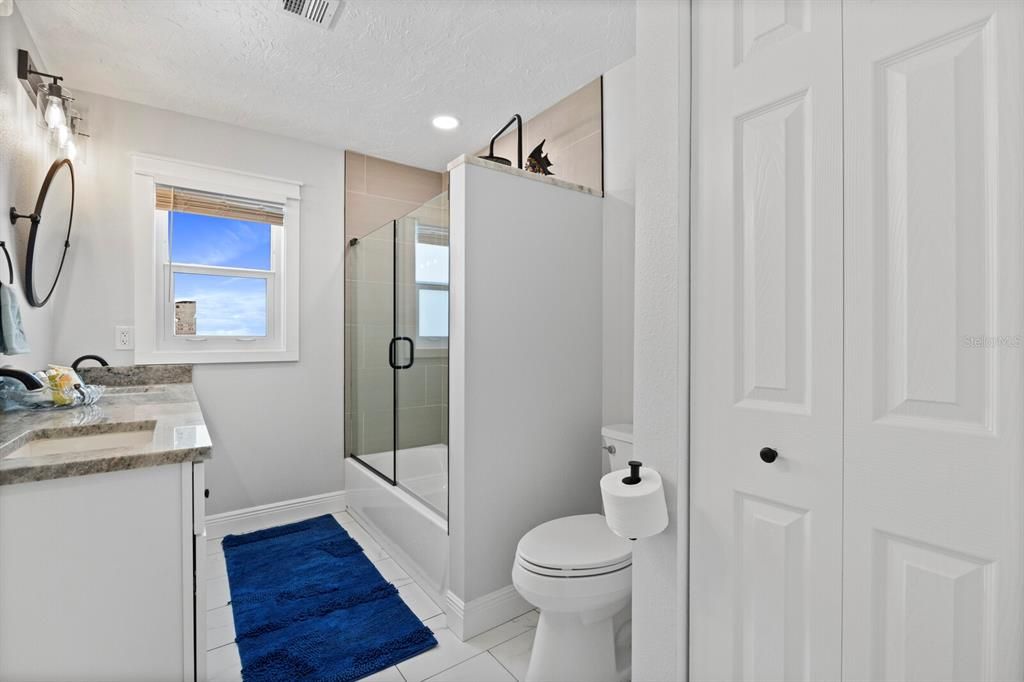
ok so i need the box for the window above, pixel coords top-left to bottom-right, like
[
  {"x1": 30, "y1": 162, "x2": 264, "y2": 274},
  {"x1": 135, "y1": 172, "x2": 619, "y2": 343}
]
[
  {"x1": 133, "y1": 156, "x2": 301, "y2": 363},
  {"x1": 415, "y1": 223, "x2": 448, "y2": 347}
]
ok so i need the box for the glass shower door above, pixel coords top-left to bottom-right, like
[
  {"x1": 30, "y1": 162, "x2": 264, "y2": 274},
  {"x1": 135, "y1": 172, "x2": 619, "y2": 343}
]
[
  {"x1": 346, "y1": 219, "x2": 396, "y2": 484},
  {"x1": 345, "y1": 193, "x2": 449, "y2": 517},
  {"x1": 394, "y1": 197, "x2": 449, "y2": 517}
]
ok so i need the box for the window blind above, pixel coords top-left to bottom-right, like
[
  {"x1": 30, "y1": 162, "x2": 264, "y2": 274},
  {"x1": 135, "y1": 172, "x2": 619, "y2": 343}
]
[
  {"x1": 155, "y1": 185, "x2": 284, "y2": 226},
  {"x1": 415, "y1": 223, "x2": 449, "y2": 246}
]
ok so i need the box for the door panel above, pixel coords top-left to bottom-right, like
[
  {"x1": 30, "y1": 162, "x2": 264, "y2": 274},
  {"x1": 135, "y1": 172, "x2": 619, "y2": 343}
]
[
  {"x1": 842, "y1": 1, "x2": 1024, "y2": 680},
  {"x1": 690, "y1": 1, "x2": 844, "y2": 680}
]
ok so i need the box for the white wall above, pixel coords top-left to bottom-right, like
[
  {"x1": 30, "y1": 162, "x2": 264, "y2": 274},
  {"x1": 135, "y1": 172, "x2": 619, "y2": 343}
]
[
  {"x1": 0, "y1": 5, "x2": 60, "y2": 371},
  {"x1": 632, "y1": 1, "x2": 690, "y2": 680},
  {"x1": 50, "y1": 92, "x2": 346, "y2": 515},
  {"x1": 602, "y1": 57, "x2": 636, "y2": 426},
  {"x1": 448, "y1": 160, "x2": 604, "y2": 634}
]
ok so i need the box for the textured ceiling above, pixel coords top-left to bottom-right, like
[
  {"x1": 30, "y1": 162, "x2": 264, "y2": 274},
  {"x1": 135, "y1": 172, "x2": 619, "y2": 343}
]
[{"x1": 17, "y1": 0, "x2": 635, "y2": 170}]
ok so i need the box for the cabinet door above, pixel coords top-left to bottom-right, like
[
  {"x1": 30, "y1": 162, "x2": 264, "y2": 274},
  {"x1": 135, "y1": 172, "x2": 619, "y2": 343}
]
[
  {"x1": 842, "y1": 1, "x2": 1024, "y2": 680},
  {"x1": 690, "y1": 1, "x2": 844, "y2": 680}
]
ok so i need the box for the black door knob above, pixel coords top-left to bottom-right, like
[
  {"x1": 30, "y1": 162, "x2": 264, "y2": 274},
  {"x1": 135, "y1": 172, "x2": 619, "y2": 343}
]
[{"x1": 759, "y1": 447, "x2": 778, "y2": 463}]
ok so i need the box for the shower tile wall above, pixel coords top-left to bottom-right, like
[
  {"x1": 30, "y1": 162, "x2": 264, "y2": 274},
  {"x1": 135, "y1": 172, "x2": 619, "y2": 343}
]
[{"x1": 345, "y1": 151, "x2": 445, "y2": 239}]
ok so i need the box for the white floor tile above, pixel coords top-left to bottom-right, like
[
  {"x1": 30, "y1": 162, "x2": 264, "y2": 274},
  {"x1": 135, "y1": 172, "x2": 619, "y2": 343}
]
[
  {"x1": 373, "y1": 557, "x2": 413, "y2": 587},
  {"x1": 489, "y1": 629, "x2": 536, "y2": 682},
  {"x1": 207, "y1": 550, "x2": 227, "y2": 579},
  {"x1": 423, "y1": 613, "x2": 447, "y2": 632},
  {"x1": 466, "y1": 610, "x2": 539, "y2": 651},
  {"x1": 356, "y1": 665, "x2": 406, "y2": 682},
  {"x1": 207, "y1": 575, "x2": 231, "y2": 610},
  {"x1": 207, "y1": 643, "x2": 242, "y2": 682},
  {"x1": 345, "y1": 524, "x2": 389, "y2": 561},
  {"x1": 425, "y1": 653, "x2": 515, "y2": 682},
  {"x1": 396, "y1": 627, "x2": 484, "y2": 682},
  {"x1": 206, "y1": 604, "x2": 236, "y2": 650},
  {"x1": 201, "y1": 511, "x2": 548, "y2": 682},
  {"x1": 332, "y1": 511, "x2": 356, "y2": 527},
  {"x1": 397, "y1": 582, "x2": 443, "y2": 621}
]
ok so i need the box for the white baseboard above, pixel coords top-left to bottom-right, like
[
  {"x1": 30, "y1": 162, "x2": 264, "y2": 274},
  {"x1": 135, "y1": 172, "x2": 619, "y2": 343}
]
[
  {"x1": 205, "y1": 490, "x2": 347, "y2": 539},
  {"x1": 446, "y1": 585, "x2": 534, "y2": 641}
]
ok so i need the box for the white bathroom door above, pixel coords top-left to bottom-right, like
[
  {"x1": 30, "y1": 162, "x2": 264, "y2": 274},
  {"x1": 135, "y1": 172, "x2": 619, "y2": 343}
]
[
  {"x1": 690, "y1": 1, "x2": 844, "y2": 680},
  {"x1": 842, "y1": 1, "x2": 1024, "y2": 680}
]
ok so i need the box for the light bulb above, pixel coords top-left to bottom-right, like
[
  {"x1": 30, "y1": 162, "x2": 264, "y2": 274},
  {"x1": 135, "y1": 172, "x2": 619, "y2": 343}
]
[
  {"x1": 432, "y1": 115, "x2": 459, "y2": 130},
  {"x1": 44, "y1": 96, "x2": 66, "y2": 129},
  {"x1": 64, "y1": 137, "x2": 77, "y2": 161},
  {"x1": 55, "y1": 124, "x2": 69, "y2": 146}
]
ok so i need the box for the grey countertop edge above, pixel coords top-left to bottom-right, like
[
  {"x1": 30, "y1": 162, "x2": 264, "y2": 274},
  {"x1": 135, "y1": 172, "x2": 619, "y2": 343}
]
[{"x1": 0, "y1": 445, "x2": 212, "y2": 486}]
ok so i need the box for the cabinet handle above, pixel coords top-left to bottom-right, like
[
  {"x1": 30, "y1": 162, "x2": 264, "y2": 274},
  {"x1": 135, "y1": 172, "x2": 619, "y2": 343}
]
[{"x1": 759, "y1": 447, "x2": 778, "y2": 464}]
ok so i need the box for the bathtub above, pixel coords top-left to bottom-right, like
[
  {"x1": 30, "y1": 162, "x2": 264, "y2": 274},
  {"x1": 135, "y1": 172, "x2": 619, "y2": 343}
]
[{"x1": 345, "y1": 445, "x2": 449, "y2": 601}]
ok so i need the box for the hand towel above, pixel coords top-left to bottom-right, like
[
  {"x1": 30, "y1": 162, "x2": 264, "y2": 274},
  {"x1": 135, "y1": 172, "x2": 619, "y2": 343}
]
[{"x1": 0, "y1": 284, "x2": 29, "y2": 355}]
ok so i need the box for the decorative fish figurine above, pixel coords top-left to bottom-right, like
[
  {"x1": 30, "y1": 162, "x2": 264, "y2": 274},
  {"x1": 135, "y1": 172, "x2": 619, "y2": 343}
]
[{"x1": 525, "y1": 139, "x2": 554, "y2": 176}]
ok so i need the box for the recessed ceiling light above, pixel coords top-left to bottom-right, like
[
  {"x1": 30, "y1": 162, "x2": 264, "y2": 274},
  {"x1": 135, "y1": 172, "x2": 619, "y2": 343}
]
[{"x1": 432, "y1": 115, "x2": 459, "y2": 130}]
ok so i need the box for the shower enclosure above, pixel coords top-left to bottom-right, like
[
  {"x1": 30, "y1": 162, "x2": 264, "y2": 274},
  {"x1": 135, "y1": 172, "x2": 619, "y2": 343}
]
[{"x1": 345, "y1": 192, "x2": 449, "y2": 520}]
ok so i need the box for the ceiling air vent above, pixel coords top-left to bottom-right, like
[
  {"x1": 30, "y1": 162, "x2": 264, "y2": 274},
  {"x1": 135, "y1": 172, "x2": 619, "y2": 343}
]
[{"x1": 282, "y1": 0, "x2": 340, "y2": 27}]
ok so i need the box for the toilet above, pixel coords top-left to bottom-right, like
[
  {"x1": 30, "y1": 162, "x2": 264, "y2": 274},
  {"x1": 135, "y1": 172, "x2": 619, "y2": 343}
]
[{"x1": 512, "y1": 425, "x2": 634, "y2": 682}]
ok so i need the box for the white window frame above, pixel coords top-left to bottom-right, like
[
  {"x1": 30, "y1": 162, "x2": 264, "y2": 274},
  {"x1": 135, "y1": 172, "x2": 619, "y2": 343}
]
[
  {"x1": 132, "y1": 155, "x2": 301, "y2": 364},
  {"x1": 413, "y1": 222, "x2": 449, "y2": 351}
]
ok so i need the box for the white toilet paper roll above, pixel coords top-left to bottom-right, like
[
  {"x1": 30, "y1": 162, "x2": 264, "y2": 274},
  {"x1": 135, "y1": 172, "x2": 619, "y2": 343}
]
[{"x1": 601, "y1": 465, "x2": 668, "y2": 539}]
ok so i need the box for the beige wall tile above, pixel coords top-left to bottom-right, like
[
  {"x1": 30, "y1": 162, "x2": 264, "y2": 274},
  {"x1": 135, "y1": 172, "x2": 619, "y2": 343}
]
[
  {"x1": 345, "y1": 151, "x2": 367, "y2": 192},
  {"x1": 397, "y1": 405, "x2": 445, "y2": 450},
  {"x1": 554, "y1": 131, "x2": 603, "y2": 196},
  {"x1": 528, "y1": 78, "x2": 602, "y2": 153},
  {"x1": 346, "y1": 191, "x2": 424, "y2": 239},
  {"x1": 365, "y1": 154, "x2": 443, "y2": 201}
]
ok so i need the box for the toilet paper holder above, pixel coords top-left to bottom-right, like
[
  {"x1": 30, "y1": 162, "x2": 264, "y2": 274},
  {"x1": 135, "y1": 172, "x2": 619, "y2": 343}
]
[
  {"x1": 622, "y1": 460, "x2": 642, "y2": 485},
  {"x1": 601, "y1": 459, "x2": 669, "y2": 541}
]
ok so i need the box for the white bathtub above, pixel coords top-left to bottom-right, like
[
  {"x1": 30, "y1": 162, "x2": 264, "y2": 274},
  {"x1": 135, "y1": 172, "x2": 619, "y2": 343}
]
[{"x1": 345, "y1": 445, "x2": 449, "y2": 600}]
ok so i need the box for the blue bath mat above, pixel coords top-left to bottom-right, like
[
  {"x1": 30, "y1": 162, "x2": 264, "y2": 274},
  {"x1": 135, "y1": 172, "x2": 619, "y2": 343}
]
[{"x1": 222, "y1": 514, "x2": 437, "y2": 681}]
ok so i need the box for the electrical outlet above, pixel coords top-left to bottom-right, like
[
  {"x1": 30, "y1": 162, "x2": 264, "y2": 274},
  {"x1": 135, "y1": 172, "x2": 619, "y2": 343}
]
[{"x1": 115, "y1": 325, "x2": 134, "y2": 350}]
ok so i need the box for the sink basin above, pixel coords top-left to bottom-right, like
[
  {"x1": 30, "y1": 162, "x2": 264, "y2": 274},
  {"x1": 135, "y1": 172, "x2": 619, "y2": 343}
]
[
  {"x1": 103, "y1": 386, "x2": 159, "y2": 396},
  {"x1": 5, "y1": 421, "x2": 157, "y2": 459}
]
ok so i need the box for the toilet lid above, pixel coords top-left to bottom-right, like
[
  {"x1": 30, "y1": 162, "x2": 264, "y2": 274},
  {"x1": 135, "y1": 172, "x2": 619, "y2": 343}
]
[{"x1": 517, "y1": 514, "x2": 632, "y2": 572}]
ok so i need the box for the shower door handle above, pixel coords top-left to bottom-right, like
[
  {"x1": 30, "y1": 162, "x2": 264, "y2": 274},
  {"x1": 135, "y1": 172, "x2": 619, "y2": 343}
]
[{"x1": 389, "y1": 337, "x2": 415, "y2": 370}]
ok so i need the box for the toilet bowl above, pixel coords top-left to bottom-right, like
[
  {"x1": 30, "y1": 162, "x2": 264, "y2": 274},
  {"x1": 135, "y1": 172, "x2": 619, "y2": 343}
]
[{"x1": 513, "y1": 513, "x2": 633, "y2": 682}]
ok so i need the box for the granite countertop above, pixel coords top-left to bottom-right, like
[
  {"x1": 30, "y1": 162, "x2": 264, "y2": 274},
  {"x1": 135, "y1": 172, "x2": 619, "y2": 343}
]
[{"x1": 0, "y1": 365, "x2": 211, "y2": 485}]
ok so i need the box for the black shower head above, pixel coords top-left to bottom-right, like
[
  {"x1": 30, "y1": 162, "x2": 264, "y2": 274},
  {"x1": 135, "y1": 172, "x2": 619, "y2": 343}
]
[
  {"x1": 478, "y1": 154, "x2": 512, "y2": 166},
  {"x1": 478, "y1": 114, "x2": 523, "y2": 170}
]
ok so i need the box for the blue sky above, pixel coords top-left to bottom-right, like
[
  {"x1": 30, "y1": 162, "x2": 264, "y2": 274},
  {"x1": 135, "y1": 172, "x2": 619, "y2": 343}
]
[
  {"x1": 170, "y1": 212, "x2": 270, "y2": 269},
  {"x1": 170, "y1": 212, "x2": 270, "y2": 336}
]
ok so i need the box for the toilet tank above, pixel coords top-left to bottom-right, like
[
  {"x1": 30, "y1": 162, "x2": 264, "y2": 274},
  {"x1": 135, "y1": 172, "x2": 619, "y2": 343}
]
[{"x1": 600, "y1": 423, "x2": 634, "y2": 475}]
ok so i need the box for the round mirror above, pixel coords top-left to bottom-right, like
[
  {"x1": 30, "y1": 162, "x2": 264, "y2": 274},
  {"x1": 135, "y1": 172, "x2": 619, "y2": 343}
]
[{"x1": 24, "y1": 159, "x2": 74, "y2": 307}]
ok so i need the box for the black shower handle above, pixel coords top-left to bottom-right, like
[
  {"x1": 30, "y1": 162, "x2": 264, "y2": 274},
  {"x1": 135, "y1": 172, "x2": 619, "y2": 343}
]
[{"x1": 389, "y1": 337, "x2": 414, "y2": 370}]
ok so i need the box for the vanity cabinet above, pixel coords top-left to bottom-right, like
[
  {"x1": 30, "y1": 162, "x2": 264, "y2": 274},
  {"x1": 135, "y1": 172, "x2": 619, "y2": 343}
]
[{"x1": 0, "y1": 461, "x2": 207, "y2": 681}]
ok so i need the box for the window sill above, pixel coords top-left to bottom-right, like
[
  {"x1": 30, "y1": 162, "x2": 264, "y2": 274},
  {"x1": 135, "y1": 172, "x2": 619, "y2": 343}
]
[{"x1": 134, "y1": 347, "x2": 298, "y2": 365}]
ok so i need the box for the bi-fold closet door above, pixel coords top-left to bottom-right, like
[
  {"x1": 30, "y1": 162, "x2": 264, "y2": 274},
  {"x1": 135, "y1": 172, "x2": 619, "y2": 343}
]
[{"x1": 690, "y1": 1, "x2": 1024, "y2": 680}]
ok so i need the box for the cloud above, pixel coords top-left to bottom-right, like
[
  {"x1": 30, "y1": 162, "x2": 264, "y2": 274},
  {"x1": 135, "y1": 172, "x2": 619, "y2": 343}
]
[{"x1": 175, "y1": 275, "x2": 267, "y2": 336}]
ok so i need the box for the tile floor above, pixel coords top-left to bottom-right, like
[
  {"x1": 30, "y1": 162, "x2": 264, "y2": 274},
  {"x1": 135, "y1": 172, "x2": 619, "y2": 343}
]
[{"x1": 205, "y1": 511, "x2": 539, "y2": 682}]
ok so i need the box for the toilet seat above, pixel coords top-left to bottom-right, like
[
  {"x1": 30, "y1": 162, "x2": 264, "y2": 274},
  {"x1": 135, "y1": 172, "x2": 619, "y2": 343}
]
[{"x1": 515, "y1": 514, "x2": 632, "y2": 578}]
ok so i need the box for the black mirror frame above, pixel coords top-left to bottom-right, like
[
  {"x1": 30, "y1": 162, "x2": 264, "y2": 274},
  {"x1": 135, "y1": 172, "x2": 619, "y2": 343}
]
[{"x1": 8, "y1": 158, "x2": 75, "y2": 308}]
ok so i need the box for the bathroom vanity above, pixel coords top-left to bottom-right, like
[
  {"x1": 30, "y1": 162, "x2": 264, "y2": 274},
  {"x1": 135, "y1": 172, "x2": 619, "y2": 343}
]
[{"x1": 0, "y1": 365, "x2": 210, "y2": 681}]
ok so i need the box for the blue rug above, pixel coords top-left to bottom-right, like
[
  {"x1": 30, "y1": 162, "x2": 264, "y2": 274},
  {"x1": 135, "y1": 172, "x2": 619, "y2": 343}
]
[{"x1": 222, "y1": 514, "x2": 437, "y2": 681}]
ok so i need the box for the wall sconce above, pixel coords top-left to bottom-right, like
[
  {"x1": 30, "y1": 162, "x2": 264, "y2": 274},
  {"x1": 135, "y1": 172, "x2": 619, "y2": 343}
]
[{"x1": 17, "y1": 49, "x2": 88, "y2": 161}]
